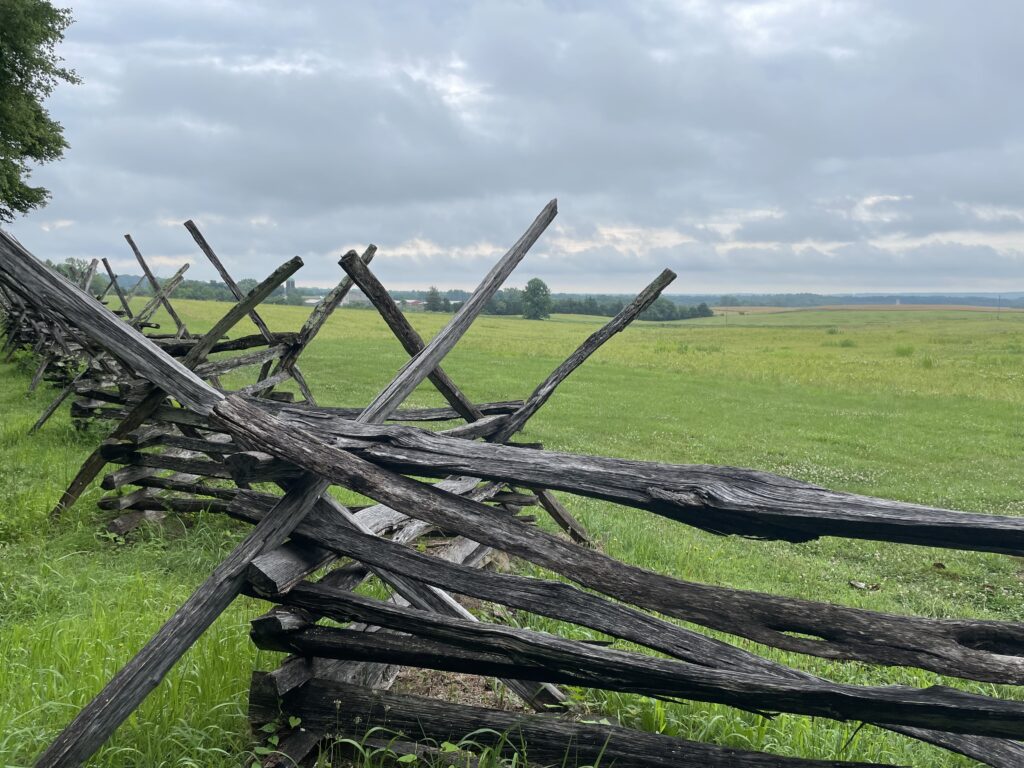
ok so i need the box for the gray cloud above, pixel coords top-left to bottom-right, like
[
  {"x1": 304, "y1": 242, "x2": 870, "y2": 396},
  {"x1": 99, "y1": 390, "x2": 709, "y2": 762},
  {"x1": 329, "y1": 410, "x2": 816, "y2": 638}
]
[{"x1": 9, "y1": 0, "x2": 1024, "y2": 292}]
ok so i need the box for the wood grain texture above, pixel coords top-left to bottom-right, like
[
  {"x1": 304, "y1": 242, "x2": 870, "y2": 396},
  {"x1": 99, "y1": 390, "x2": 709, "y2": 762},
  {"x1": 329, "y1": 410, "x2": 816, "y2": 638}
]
[
  {"x1": 51, "y1": 255, "x2": 302, "y2": 515},
  {"x1": 215, "y1": 395, "x2": 1024, "y2": 684},
  {"x1": 252, "y1": 679, "x2": 897, "y2": 768},
  {"x1": 339, "y1": 251, "x2": 484, "y2": 422},
  {"x1": 260, "y1": 585, "x2": 1024, "y2": 738},
  {"x1": 339, "y1": 250, "x2": 591, "y2": 544},
  {"x1": 269, "y1": 405, "x2": 1024, "y2": 557},
  {"x1": 227, "y1": 488, "x2": 1024, "y2": 765}
]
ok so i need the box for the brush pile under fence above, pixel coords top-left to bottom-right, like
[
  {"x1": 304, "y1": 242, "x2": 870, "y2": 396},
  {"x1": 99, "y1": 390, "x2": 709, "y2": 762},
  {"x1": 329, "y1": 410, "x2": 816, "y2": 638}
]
[{"x1": 3, "y1": 201, "x2": 1024, "y2": 768}]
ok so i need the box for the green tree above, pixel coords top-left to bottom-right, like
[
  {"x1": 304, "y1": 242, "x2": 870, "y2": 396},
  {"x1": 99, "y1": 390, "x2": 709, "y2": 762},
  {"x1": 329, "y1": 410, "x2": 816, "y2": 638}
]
[
  {"x1": 0, "y1": 0, "x2": 79, "y2": 221},
  {"x1": 424, "y1": 286, "x2": 443, "y2": 311},
  {"x1": 45, "y1": 255, "x2": 86, "y2": 282},
  {"x1": 522, "y1": 277, "x2": 551, "y2": 320},
  {"x1": 237, "y1": 278, "x2": 259, "y2": 294}
]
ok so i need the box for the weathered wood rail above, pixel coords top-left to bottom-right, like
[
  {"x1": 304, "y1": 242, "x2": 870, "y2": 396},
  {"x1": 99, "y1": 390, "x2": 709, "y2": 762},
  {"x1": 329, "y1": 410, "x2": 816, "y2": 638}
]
[{"x1": 3, "y1": 204, "x2": 1024, "y2": 768}]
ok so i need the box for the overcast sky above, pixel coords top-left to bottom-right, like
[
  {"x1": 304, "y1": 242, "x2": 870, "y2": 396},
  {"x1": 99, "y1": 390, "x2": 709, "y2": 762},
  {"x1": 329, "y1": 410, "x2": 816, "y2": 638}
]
[{"x1": 9, "y1": 1, "x2": 1024, "y2": 293}]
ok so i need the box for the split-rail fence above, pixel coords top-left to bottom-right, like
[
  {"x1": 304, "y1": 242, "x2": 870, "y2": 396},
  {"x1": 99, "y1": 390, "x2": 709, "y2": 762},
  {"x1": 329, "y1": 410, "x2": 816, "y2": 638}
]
[{"x1": 2, "y1": 202, "x2": 1024, "y2": 768}]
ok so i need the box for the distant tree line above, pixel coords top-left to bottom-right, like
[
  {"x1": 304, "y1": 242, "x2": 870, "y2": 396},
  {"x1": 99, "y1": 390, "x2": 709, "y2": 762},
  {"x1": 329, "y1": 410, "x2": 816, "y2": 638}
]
[
  {"x1": 715, "y1": 293, "x2": 1024, "y2": 308},
  {"x1": 491, "y1": 291, "x2": 1024, "y2": 311},
  {"x1": 127, "y1": 276, "x2": 309, "y2": 305},
  {"x1": 41, "y1": 258, "x2": 1024, "y2": 314},
  {"x1": 483, "y1": 286, "x2": 712, "y2": 321},
  {"x1": 424, "y1": 287, "x2": 452, "y2": 312},
  {"x1": 394, "y1": 287, "x2": 471, "y2": 303},
  {"x1": 478, "y1": 279, "x2": 554, "y2": 318},
  {"x1": 43, "y1": 258, "x2": 714, "y2": 323}
]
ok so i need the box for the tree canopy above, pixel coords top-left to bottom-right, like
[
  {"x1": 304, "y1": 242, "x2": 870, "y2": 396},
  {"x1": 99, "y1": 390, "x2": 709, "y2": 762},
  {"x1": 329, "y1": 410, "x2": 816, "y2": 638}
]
[
  {"x1": 522, "y1": 277, "x2": 552, "y2": 320},
  {"x1": 44, "y1": 256, "x2": 103, "y2": 294},
  {"x1": 424, "y1": 286, "x2": 444, "y2": 311},
  {"x1": 485, "y1": 287, "x2": 523, "y2": 316},
  {"x1": 0, "y1": 0, "x2": 78, "y2": 222},
  {"x1": 638, "y1": 296, "x2": 713, "y2": 322}
]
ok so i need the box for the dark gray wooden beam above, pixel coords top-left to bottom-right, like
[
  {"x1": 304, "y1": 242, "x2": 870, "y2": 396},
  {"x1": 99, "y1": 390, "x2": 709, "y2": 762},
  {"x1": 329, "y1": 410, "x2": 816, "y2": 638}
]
[
  {"x1": 251, "y1": 679, "x2": 896, "y2": 768},
  {"x1": 214, "y1": 395, "x2": 1024, "y2": 686},
  {"x1": 183, "y1": 219, "x2": 314, "y2": 401},
  {"x1": 359, "y1": 199, "x2": 556, "y2": 423},
  {"x1": 252, "y1": 245, "x2": 377, "y2": 403},
  {"x1": 263, "y1": 585, "x2": 1024, "y2": 739},
  {"x1": 267, "y1": 404, "x2": 1024, "y2": 559},
  {"x1": 491, "y1": 268, "x2": 676, "y2": 443},
  {"x1": 339, "y1": 244, "x2": 594, "y2": 545},
  {"x1": 101, "y1": 258, "x2": 133, "y2": 318},
  {"x1": 124, "y1": 233, "x2": 189, "y2": 337}
]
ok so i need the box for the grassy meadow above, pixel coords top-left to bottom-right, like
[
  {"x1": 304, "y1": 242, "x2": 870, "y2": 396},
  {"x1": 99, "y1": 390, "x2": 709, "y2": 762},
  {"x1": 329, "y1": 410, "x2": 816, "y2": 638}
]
[{"x1": 3, "y1": 301, "x2": 1024, "y2": 766}]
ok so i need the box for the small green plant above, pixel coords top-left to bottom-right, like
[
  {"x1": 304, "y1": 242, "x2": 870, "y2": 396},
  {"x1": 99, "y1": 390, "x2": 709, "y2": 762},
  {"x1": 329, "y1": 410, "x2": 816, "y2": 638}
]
[
  {"x1": 894, "y1": 345, "x2": 914, "y2": 357},
  {"x1": 825, "y1": 326, "x2": 841, "y2": 335},
  {"x1": 838, "y1": 338, "x2": 856, "y2": 348},
  {"x1": 96, "y1": 529, "x2": 126, "y2": 546}
]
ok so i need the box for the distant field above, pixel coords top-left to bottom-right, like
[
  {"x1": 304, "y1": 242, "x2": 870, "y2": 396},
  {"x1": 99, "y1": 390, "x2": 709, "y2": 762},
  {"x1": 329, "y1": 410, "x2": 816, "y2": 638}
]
[
  {"x1": 3, "y1": 303, "x2": 1024, "y2": 766},
  {"x1": 715, "y1": 303, "x2": 1024, "y2": 314}
]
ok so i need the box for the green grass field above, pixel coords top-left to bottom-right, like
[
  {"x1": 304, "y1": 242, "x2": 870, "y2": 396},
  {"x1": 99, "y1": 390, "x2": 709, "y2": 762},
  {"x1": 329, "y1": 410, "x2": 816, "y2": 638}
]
[{"x1": 3, "y1": 303, "x2": 1024, "y2": 766}]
